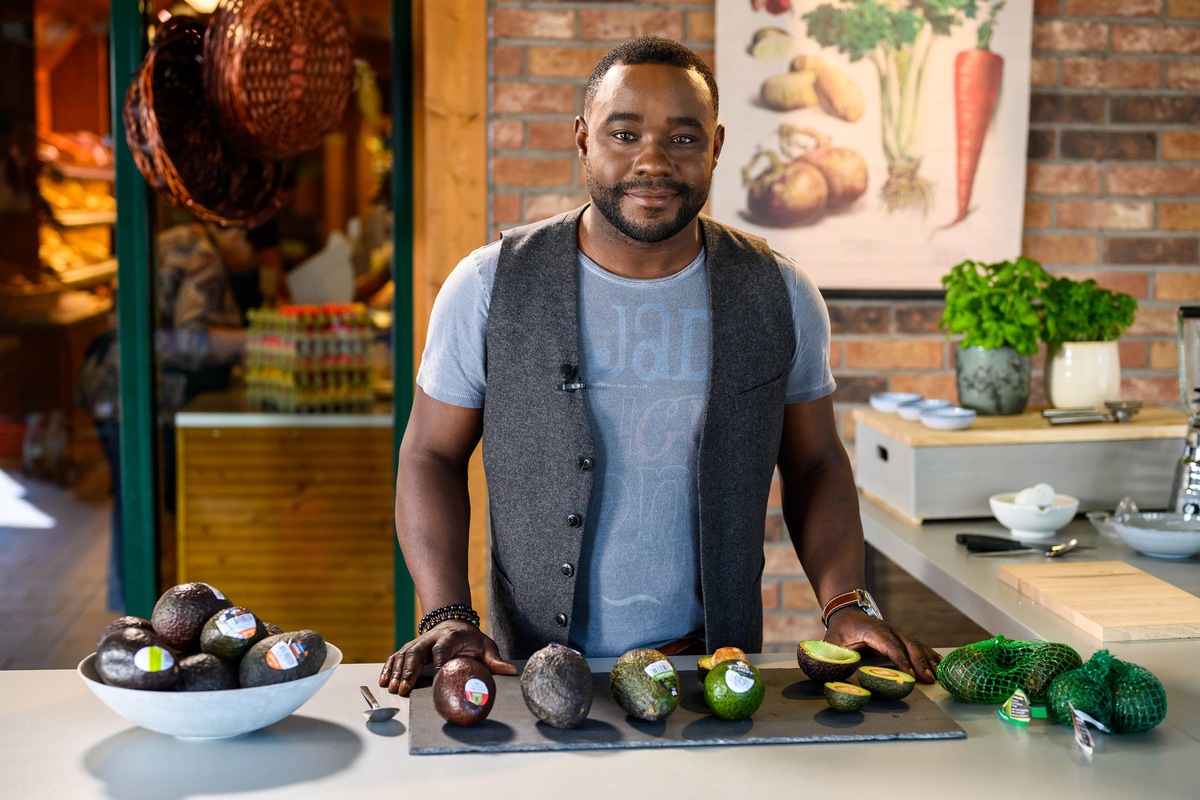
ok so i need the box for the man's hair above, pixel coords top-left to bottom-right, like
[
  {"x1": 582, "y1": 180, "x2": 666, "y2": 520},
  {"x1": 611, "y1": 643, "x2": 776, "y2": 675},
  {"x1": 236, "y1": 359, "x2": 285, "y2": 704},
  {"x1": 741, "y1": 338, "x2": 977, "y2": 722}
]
[{"x1": 583, "y1": 36, "x2": 718, "y2": 120}]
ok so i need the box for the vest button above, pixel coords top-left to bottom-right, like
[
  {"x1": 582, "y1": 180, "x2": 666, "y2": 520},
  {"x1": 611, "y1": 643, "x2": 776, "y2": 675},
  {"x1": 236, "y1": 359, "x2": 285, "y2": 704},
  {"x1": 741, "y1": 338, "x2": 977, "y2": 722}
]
[
  {"x1": 560, "y1": 563, "x2": 574, "y2": 577},
  {"x1": 566, "y1": 513, "x2": 582, "y2": 527},
  {"x1": 578, "y1": 456, "x2": 595, "y2": 471},
  {"x1": 555, "y1": 613, "x2": 568, "y2": 627}
]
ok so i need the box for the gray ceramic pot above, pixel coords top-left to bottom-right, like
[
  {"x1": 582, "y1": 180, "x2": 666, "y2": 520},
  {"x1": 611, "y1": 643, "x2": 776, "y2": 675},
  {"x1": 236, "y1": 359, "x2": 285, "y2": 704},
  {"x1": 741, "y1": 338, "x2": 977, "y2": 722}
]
[{"x1": 955, "y1": 345, "x2": 1031, "y2": 416}]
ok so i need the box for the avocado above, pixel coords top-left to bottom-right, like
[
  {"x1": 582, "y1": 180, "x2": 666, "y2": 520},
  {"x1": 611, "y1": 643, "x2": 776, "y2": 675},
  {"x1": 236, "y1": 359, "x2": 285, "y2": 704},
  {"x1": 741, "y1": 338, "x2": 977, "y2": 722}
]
[
  {"x1": 95, "y1": 627, "x2": 179, "y2": 691},
  {"x1": 824, "y1": 681, "x2": 871, "y2": 712},
  {"x1": 703, "y1": 660, "x2": 765, "y2": 720},
  {"x1": 239, "y1": 630, "x2": 326, "y2": 687},
  {"x1": 262, "y1": 620, "x2": 284, "y2": 636},
  {"x1": 856, "y1": 666, "x2": 916, "y2": 700},
  {"x1": 609, "y1": 648, "x2": 679, "y2": 721},
  {"x1": 433, "y1": 656, "x2": 497, "y2": 727},
  {"x1": 176, "y1": 652, "x2": 239, "y2": 691},
  {"x1": 796, "y1": 640, "x2": 860, "y2": 683},
  {"x1": 696, "y1": 655, "x2": 715, "y2": 683},
  {"x1": 711, "y1": 646, "x2": 748, "y2": 666},
  {"x1": 520, "y1": 643, "x2": 593, "y2": 729},
  {"x1": 1021, "y1": 641, "x2": 1083, "y2": 703},
  {"x1": 96, "y1": 615, "x2": 155, "y2": 651},
  {"x1": 151, "y1": 582, "x2": 233, "y2": 653},
  {"x1": 200, "y1": 606, "x2": 267, "y2": 663}
]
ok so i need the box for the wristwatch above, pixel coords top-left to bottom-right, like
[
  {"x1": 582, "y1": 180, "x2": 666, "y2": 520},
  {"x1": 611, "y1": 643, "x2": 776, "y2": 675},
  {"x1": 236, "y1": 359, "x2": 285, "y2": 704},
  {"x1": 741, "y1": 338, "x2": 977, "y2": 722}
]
[{"x1": 821, "y1": 589, "x2": 883, "y2": 630}]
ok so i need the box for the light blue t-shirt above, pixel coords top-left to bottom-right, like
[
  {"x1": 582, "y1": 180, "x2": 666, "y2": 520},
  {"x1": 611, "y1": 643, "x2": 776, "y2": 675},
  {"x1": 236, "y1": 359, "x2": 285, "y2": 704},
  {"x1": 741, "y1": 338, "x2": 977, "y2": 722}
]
[{"x1": 417, "y1": 239, "x2": 835, "y2": 656}]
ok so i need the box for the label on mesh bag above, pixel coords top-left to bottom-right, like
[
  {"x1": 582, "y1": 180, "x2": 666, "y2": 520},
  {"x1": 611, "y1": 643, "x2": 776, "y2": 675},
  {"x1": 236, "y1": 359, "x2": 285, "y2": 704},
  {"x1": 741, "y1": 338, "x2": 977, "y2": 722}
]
[{"x1": 998, "y1": 689, "x2": 1031, "y2": 726}]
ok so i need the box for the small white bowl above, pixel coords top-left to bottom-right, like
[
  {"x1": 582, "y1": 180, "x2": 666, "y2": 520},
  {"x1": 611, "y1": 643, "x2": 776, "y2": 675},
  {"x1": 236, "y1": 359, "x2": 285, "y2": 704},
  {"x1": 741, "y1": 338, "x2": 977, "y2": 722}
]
[
  {"x1": 898, "y1": 398, "x2": 952, "y2": 421},
  {"x1": 78, "y1": 643, "x2": 342, "y2": 739},
  {"x1": 989, "y1": 492, "x2": 1080, "y2": 540},
  {"x1": 869, "y1": 392, "x2": 922, "y2": 413},
  {"x1": 1113, "y1": 512, "x2": 1200, "y2": 559},
  {"x1": 919, "y1": 406, "x2": 976, "y2": 431}
]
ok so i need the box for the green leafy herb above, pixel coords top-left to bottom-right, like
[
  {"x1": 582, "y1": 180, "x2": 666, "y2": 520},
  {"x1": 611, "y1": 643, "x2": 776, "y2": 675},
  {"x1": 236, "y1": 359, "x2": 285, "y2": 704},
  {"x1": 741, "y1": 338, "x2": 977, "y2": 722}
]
[
  {"x1": 940, "y1": 256, "x2": 1049, "y2": 356},
  {"x1": 1040, "y1": 277, "x2": 1137, "y2": 346}
]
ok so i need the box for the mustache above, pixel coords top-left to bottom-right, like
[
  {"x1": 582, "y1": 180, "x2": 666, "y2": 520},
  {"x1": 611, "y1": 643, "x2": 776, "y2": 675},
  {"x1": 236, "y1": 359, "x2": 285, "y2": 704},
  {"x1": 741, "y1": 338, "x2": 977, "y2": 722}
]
[{"x1": 618, "y1": 178, "x2": 689, "y2": 194}]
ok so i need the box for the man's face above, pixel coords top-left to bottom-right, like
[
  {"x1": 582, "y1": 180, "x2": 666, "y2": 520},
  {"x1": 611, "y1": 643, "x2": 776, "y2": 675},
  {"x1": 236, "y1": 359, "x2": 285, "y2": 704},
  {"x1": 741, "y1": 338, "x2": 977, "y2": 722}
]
[{"x1": 577, "y1": 63, "x2": 724, "y2": 244}]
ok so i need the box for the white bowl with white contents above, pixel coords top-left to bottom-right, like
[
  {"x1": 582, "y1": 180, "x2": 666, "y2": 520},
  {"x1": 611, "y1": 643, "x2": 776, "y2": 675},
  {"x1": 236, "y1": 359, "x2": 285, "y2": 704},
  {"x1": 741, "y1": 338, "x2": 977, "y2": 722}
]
[
  {"x1": 919, "y1": 406, "x2": 976, "y2": 431},
  {"x1": 989, "y1": 492, "x2": 1080, "y2": 540},
  {"x1": 1113, "y1": 513, "x2": 1200, "y2": 559},
  {"x1": 869, "y1": 392, "x2": 923, "y2": 413},
  {"x1": 898, "y1": 398, "x2": 952, "y2": 421},
  {"x1": 78, "y1": 644, "x2": 342, "y2": 739}
]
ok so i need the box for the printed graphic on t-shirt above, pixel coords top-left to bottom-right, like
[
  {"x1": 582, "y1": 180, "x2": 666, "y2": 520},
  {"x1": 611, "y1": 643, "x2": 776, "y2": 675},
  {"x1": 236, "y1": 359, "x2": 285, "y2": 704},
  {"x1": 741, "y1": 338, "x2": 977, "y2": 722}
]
[{"x1": 572, "y1": 255, "x2": 709, "y2": 655}]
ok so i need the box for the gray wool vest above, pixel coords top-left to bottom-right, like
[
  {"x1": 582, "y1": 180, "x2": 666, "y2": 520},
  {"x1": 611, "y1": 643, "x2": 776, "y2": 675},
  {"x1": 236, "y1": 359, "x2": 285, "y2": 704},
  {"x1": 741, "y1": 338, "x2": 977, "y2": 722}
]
[{"x1": 483, "y1": 206, "x2": 794, "y2": 659}]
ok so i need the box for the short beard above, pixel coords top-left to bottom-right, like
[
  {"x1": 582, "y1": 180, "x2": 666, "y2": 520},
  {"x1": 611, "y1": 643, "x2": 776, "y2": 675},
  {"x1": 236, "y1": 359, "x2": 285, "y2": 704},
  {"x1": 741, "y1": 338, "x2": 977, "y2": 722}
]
[{"x1": 586, "y1": 170, "x2": 709, "y2": 244}]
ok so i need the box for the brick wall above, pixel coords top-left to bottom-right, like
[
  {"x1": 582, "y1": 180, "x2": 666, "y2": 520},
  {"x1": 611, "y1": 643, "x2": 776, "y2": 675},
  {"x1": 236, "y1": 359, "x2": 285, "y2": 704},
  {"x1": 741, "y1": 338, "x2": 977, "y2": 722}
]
[{"x1": 487, "y1": 0, "x2": 1200, "y2": 651}]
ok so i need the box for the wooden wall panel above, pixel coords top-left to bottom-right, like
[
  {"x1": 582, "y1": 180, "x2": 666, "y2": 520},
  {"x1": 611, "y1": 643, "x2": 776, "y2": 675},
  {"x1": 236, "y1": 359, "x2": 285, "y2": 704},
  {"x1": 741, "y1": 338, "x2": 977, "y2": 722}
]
[{"x1": 177, "y1": 426, "x2": 395, "y2": 664}]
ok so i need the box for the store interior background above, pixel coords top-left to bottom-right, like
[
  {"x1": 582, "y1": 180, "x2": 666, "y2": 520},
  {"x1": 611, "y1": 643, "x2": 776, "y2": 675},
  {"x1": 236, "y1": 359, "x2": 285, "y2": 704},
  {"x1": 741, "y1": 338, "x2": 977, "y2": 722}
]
[{"x1": 3, "y1": 1, "x2": 1197, "y2": 668}]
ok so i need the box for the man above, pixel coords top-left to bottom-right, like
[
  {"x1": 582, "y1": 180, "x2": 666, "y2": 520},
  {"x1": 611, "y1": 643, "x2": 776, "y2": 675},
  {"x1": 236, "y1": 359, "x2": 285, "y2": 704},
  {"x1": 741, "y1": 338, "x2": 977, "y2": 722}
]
[{"x1": 380, "y1": 37, "x2": 939, "y2": 696}]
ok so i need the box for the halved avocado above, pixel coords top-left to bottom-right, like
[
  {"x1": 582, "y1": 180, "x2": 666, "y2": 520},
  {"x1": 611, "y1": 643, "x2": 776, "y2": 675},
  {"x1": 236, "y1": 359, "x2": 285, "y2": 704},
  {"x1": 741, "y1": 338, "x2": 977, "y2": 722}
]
[
  {"x1": 856, "y1": 666, "x2": 916, "y2": 700},
  {"x1": 696, "y1": 655, "x2": 715, "y2": 683},
  {"x1": 824, "y1": 681, "x2": 871, "y2": 712},
  {"x1": 796, "y1": 640, "x2": 860, "y2": 683}
]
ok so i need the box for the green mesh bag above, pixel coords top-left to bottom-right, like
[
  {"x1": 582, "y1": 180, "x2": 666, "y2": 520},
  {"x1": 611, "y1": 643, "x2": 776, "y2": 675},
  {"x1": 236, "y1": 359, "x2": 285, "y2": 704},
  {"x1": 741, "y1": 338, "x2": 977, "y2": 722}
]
[
  {"x1": 1109, "y1": 656, "x2": 1167, "y2": 733},
  {"x1": 936, "y1": 635, "x2": 1083, "y2": 704},
  {"x1": 1047, "y1": 650, "x2": 1167, "y2": 733},
  {"x1": 1046, "y1": 652, "x2": 1113, "y2": 727}
]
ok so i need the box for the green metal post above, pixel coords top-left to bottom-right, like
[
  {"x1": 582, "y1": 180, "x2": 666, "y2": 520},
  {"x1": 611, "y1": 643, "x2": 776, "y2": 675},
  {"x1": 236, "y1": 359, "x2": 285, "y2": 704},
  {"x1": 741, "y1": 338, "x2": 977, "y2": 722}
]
[
  {"x1": 110, "y1": 0, "x2": 158, "y2": 616},
  {"x1": 391, "y1": 0, "x2": 417, "y2": 646}
]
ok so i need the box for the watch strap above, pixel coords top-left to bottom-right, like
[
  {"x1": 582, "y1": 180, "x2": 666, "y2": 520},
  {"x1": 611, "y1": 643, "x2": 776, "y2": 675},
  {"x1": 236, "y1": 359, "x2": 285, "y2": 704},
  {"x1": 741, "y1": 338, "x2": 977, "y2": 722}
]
[{"x1": 821, "y1": 589, "x2": 879, "y2": 629}]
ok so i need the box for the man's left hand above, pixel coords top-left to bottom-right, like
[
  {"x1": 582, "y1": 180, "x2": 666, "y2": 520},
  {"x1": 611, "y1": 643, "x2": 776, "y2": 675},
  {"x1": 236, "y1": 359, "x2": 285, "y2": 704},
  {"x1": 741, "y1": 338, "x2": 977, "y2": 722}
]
[{"x1": 824, "y1": 610, "x2": 941, "y2": 683}]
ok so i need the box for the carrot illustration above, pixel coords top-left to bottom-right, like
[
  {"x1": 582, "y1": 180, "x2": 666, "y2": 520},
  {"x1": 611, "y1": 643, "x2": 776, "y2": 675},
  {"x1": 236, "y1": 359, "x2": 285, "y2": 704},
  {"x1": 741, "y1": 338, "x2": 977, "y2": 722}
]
[{"x1": 939, "y1": 2, "x2": 1005, "y2": 232}]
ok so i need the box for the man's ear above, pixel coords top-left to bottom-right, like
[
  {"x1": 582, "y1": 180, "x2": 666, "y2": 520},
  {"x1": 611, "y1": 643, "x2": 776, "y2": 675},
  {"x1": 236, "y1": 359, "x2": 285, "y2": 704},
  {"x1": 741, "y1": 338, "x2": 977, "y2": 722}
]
[
  {"x1": 574, "y1": 116, "x2": 588, "y2": 158},
  {"x1": 712, "y1": 123, "x2": 725, "y2": 166}
]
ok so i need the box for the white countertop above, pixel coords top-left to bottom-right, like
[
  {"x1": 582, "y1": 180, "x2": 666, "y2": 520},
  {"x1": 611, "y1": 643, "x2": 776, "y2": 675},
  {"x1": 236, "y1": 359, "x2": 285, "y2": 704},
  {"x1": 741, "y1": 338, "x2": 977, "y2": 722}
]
[{"x1": 3, "y1": 501, "x2": 1198, "y2": 798}]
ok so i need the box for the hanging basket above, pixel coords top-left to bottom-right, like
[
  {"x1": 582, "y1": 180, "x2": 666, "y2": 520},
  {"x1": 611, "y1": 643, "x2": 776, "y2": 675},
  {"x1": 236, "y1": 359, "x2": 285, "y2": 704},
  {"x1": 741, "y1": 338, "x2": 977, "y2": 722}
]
[
  {"x1": 122, "y1": 16, "x2": 284, "y2": 227},
  {"x1": 203, "y1": 0, "x2": 354, "y2": 161}
]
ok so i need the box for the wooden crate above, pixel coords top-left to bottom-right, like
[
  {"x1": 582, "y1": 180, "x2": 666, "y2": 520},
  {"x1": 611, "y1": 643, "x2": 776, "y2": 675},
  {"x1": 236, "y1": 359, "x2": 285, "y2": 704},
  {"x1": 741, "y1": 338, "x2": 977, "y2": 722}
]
[
  {"x1": 852, "y1": 406, "x2": 1187, "y2": 525},
  {"x1": 177, "y1": 424, "x2": 395, "y2": 664}
]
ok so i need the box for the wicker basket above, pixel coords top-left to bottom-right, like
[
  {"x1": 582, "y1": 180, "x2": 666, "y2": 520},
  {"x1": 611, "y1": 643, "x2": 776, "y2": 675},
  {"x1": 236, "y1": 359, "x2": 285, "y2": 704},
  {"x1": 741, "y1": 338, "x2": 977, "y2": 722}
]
[
  {"x1": 204, "y1": 0, "x2": 354, "y2": 161},
  {"x1": 122, "y1": 17, "x2": 283, "y2": 228}
]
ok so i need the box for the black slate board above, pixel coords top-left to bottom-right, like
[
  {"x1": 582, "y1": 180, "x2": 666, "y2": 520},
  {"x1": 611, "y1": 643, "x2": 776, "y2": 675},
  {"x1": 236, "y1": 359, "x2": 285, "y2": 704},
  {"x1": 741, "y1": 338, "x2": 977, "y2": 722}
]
[{"x1": 409, "y1": 667, "x2": 965, "y2": 755}]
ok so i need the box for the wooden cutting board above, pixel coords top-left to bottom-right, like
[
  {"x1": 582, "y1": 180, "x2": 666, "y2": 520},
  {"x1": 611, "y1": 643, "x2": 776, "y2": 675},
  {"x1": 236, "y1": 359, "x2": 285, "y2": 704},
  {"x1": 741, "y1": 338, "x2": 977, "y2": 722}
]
[{"x1": 998, "y1": 561, "x2": 1200, "y2": 641}]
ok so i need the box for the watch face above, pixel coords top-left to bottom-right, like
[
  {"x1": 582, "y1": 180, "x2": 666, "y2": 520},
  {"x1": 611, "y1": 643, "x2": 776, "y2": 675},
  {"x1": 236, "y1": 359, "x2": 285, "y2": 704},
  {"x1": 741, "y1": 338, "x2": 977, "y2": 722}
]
[{"x1": 857, "y1": 589, "x2": 882, "y2": 620}]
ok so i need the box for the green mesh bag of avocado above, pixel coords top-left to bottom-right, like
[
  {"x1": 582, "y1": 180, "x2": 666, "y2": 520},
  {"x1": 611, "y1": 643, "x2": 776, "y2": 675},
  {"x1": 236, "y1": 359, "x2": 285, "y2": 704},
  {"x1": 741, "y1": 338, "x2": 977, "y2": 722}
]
[
  {"x1": 936, "y1": 635, "x2": 1082, "y2": 704},
  {"x1": 1046, "y1": 650, "x2": 1167, "y2": 733}
]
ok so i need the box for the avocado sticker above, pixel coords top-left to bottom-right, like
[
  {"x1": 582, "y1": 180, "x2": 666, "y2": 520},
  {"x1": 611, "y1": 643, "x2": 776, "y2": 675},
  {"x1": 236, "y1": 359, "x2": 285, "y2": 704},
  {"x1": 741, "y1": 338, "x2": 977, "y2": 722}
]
[
  {"x1": 463, "y1": 677, "x2": 490, "y2": 707},
  {"x1": 133, "y1": 646, "x2": 175, "y2": 673},
  {"x1": 644, "y1": 659, "x2": 678, "y2": 696},
  {"x1": 723, "y1": 661, "x2": 757, "y2": 694},
  {"x1": 265, "y1": 639, "x2": 308, "y2": 670},
  {"x1": 214, "y1": 608, "x2": 259, "y2": 639}
]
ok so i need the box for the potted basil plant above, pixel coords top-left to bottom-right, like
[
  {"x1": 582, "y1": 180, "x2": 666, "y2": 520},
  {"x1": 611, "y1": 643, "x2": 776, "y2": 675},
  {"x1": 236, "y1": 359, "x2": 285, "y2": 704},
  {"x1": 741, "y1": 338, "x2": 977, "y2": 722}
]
[
  {"x1": 940, "y1": 256, "x2": 1050, "y2": 415},
  {"x1": 1040, "y1": 276, "x2": 1137, "y2": 409}
]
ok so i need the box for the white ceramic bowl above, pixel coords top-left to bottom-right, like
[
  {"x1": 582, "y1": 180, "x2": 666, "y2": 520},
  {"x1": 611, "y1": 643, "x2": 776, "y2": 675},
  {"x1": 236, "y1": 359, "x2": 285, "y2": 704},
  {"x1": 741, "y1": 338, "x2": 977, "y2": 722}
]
[
  {"x1": 989, "y1": 492, "x2": 1080, "y2": 540},
  {"x1": 898, "y1": 398, "x2": 952, "y2": 421},
  {"x1": 869, "y1": 392, "x2": 922, "y2": 413},
  {"x1": 78, "y1": 643, "x2": 342, "y2": 740},
  {"x1": 1113, "y1": 512, "x2": 1200, "y2": 559},
  {"x1": 919, "y1": 406, "x2": 976, "y2": 431}
]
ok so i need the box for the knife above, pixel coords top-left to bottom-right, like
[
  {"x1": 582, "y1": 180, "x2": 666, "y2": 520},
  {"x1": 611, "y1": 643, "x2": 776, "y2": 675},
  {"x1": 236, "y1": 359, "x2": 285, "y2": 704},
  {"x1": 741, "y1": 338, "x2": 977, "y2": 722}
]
[{"x1": 955, "y1": 533, "x2": 1094, "y2": 553}]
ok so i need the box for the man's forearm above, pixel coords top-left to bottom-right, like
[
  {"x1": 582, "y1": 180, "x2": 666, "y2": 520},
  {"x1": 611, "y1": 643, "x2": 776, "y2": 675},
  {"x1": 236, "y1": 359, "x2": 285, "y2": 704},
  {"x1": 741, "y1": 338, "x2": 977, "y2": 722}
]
[
  {"x1": 780, "y1": 453, "x2": 867, "y2": 608},
  {"x1": 395, "y1": 455, "x2": 474, "y2": 612}
]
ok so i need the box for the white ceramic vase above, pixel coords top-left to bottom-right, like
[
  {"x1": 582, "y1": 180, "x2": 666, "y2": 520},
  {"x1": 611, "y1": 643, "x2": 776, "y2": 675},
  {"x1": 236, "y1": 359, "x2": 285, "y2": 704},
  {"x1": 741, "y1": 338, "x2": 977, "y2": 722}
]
[{"x1": 1045, "y1": 340, "x2": 1121, "y2": 409}]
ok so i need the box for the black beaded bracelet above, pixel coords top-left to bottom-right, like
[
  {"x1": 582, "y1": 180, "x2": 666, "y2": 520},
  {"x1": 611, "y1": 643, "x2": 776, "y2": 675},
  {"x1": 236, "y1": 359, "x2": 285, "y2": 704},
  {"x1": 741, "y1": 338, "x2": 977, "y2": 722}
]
[{"x1": 418, "y1": 604, "x2": 480, "y2": 636}]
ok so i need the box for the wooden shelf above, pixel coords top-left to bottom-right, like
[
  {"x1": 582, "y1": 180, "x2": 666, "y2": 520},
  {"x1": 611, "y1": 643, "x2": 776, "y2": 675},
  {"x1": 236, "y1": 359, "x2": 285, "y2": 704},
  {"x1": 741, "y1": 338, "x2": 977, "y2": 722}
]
[{"x1": 48, "y1": 208, "x2": 115, "y2": 227}]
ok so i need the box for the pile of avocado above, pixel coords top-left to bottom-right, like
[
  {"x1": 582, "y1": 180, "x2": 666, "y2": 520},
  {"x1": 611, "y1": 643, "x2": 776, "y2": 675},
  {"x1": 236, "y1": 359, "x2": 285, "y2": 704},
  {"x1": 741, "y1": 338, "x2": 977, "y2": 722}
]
[
  {"x1": 94, "y1": 581, "x2": 326, "y2": 692},
  {"x1": 793, "y1": 639, "x2": 916, "y2": 712}
]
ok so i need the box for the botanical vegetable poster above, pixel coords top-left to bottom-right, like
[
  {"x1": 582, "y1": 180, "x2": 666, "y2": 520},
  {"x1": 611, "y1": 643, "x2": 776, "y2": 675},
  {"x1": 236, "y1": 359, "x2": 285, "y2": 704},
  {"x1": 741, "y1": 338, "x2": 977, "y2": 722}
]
[{"x1": 711, "y1": 0, "x2": 1033, "y2": 292}]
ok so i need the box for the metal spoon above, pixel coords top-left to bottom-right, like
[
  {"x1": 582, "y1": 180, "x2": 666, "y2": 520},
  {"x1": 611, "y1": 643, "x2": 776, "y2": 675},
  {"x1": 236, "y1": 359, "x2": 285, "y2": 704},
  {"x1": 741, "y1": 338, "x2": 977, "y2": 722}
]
[
  {"x1": 969, "y1": 538, "x2": 1082, "y2": 558},
  {"x1": 360, "y1": 685, "x2": 399, "y2": 722}
]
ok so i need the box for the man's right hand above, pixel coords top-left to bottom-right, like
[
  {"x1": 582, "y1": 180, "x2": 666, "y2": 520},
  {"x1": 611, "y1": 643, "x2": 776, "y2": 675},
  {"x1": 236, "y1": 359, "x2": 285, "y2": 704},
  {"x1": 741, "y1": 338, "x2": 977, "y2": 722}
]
[{"x1": 378, "y1": 620, "x2": 518, "y2": 696}]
